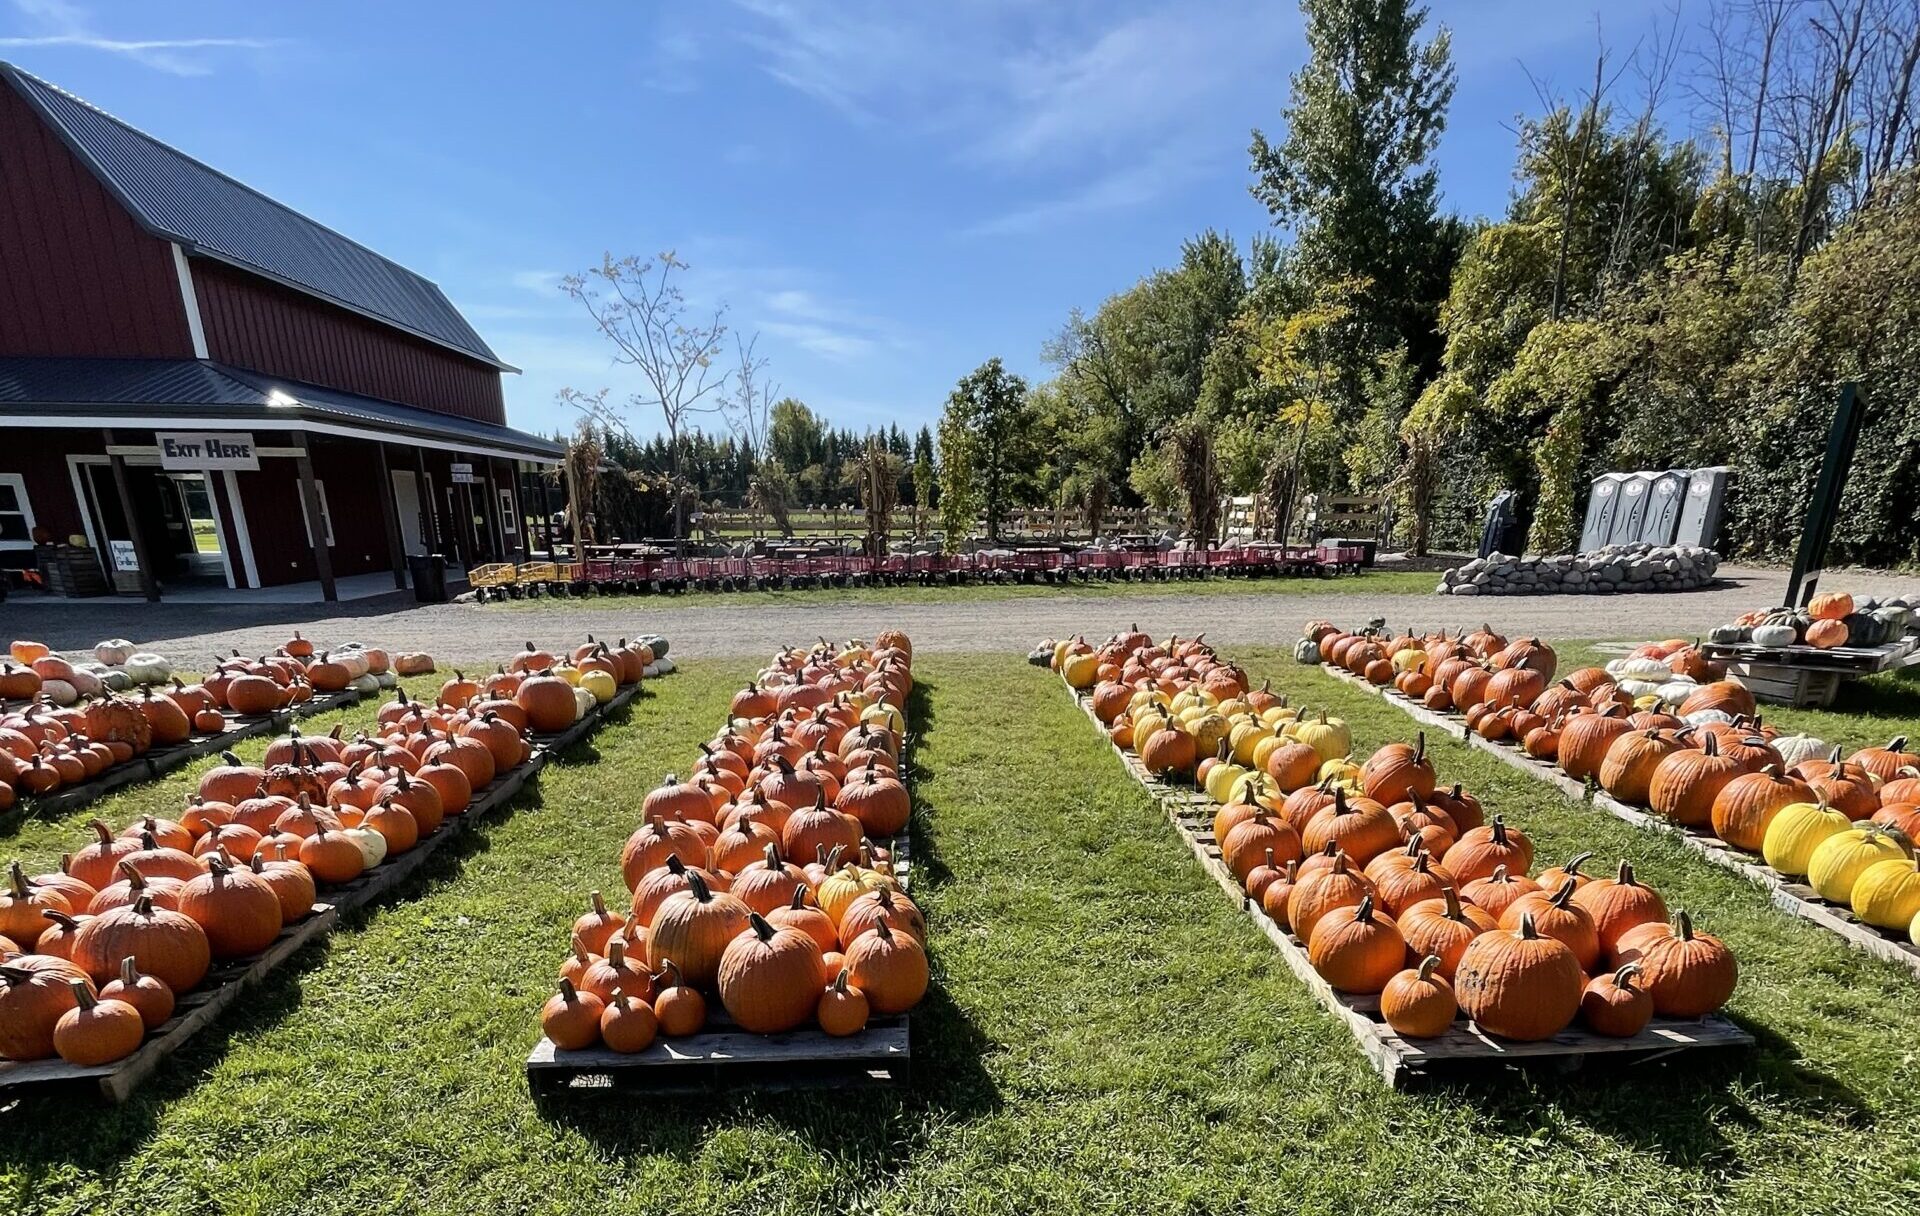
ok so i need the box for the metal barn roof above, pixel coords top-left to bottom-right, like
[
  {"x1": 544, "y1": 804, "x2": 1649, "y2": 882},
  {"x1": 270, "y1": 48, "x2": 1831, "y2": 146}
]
[
  {"x1": 0, "y1": 357, "x2": 561, "y2": 460},
  {"x1": 0, "y1": 62, "x2": 515, "y2": 372}
]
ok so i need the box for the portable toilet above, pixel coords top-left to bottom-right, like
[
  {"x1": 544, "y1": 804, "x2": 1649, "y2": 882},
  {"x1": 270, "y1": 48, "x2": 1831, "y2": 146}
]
[
  {"x1": 1607, "y1": 471, "x2": 1657, "y2": 546},
  {"x1": 1638, "y1": 468, "x2": 1690, "y2": 545},
  {"x1": 1675, "y1": 466, "x2": 1731, "y2": 549},
  {"x1": 1580, "y1": 473, "x2": 1628, "y2": 552}
]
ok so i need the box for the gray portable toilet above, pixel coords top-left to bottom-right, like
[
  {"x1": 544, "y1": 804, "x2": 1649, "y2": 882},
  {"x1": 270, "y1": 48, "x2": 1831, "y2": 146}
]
[
  {"x1": 1675, "y1": 466, "x2": 1730, "y2": 549},
  {"x1": 1608, "y1": 471, "x2": 1657, "y2": 545},
  {"x1": 1638, "y1": 468, "x2": 1690, "y2": 544},
  {"x1": 1581, "y1": 473, "x2": 1628, "y2": 552}
]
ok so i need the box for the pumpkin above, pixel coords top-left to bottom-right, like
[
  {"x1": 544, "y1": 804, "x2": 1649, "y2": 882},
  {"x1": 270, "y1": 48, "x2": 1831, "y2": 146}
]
[
  {"x1": 647, "y1": 872, "x2": 752, "y2": 988},
  {"x1": 1139, "y1": 726, "x2": 1197, "y2": 777},
  {"x1": 515, "y1": 672, "x2": 579, "y2": 733},
  {"x1": 1615, "y1": 911, "x2": 1736, "y2": 1016},
  {"x1": 717, "y1": 911, "x2": 826, "y2": 1034},
  {"x1": 1645, "y1": 733, "x2": 1746, "y2": 828},
  {"x1": 1850, "y1": 736, "x2": 1919, "y2": 784},
  {"x1": 1360, "y1": 733, "x2": 1436, "y2": 804},
  {"x1": 72, "y1": 894, "x2": 210, "y2": 992},
  {"x1": 1307, "y1": 894, "x2": 1406, "y2": 994},
  {"x1": 578, "y1": 939, "x2": 653, "y2": 1005},
  {"x1": 100, "y1": 955, "x2": 174, "y2": 1029},
  {"x1": 1808, "y1": 591, "x2": 1853, "y2": 620},
  {"x1": 0, "y1": 956, "x2": 92, "y2": 1060},
  {"x1": 176, "y1": 850, "x2": 284, "y2": 960},
  {"x1": 1300, "y1": 790, "x2": 1398, "y2": 866},
  {"x1": 1557, "y1": 710, "x2": 1632, "y2": 782},
  {"x1": 1397, "y1": 885, "x2": 1495, "y2": 979},
  {"x1": 843, "y1": 917, "x2": 928, "y2": 1014},
  {"x1": 541, "y1": 978, "x2": 604, "y2": 1050},
  {"x1": 1287, "y1": 854, "x2": 1375, "y2": 945},
  {"x1": 598, "y1": 989, "x2": 659, "y2": 1054},
  {"x1": 1, "y1": 861, "x2": 73, "y2": 948},
  {"x1": 1453, "y1": 913, "x2": 1585, "y2": 1041},
  {"x1": 1599, "y1": 729, "x2": 1684, "y2": 806},
  {"x1": 652, "y1": 960, "x2": 707, "y2": 1036},
  {"x1": 1380, "y1": 956, "x2": 1456, "y2": 1038},
  {"x1": 1806, "y1": 824, "x2": 1912, "y2": 904},
  {"x1": 298, "y1": 824, "x2": 366, "y2": 885},
  {"x1": 1559, "y1": 860, "x2": 1665, "y2": 957},
  {"x1": 1762, "y1": 799, "x2": 1852, "y2": 876},
  {"x1": 1848, "y1": 855, "x2": 1920, "y2": 930},
  {"x1": 817, "y1": 968, "x2": 869, "y2": 1037},
  {"x1": 248, "y1": 854, "x2": 316, "y2": 923},
  {"x1": 1372, "y1": 851, "x2": 1453, "y2": 917},
  {"x1": 1804, "y1": 618, "x2": 1848, "y2": 648},
  {"x1": 1500, "y1": 878, "x2": 1600, "y2": 972},
  {"x1": 1459, "y1": 865, "x2": 1537, "y2": 921},
  {"x1": 1709, "y1": 766, "x2": 1813, "y2": 852},
  {"x1": 1224, "y1": 808, "x2": 1306, "y2": 880},
  {"x1": 621, "y1": 817, "x2": 711, "y2": 890},
  {"x1": 781, "y1": 790, "x2": 864, "y2": 869},
  {"x1": 1443, "y1": 817, "x2": 1533, "y2": 886},
  {"x1": 52, "y1": 980, "x2": 145, "y2": 1065},
  {"x1": 572, "y1": 891, "x2": 627, "y2": 956},
  {"x1": 1581, "y1": 962, "x2": 1653, "y2": 1037},
  {"x1": 768, "y1": 885, "x2": 839, "y2": 954}
]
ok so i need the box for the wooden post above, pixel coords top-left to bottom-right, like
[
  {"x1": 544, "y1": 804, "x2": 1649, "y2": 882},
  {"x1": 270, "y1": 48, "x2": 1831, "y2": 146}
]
[
  {"x1": 540, "y1": 468, "x2": 558, "y2": 558},
  {"x1": 565, "y1": 452, "x2": 586, "y2": 558},
  {"x1": 293, "y1": 432, "x2": 337, "y2": 603},
  {"x1": 412, "y1": 444, "x2": 440, "y2": 555},
  {"x1": 508, "y1": 459, "x2": 531, "y2": 563},
  {"x1": 374, "y1": 442, "x2": 407, "y2": 589},
  {"x1": 103, "y1": 429, "x2": 160, "y2": 602}
]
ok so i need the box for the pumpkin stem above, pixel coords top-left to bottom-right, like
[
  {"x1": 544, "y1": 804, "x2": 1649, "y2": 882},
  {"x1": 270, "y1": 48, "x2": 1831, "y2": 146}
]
[
  {"x1": 1440, "y1": 886, "x2": 1466, "y2": 920},
  {"x1": 6, "y1": 861, "x2": 27, "y2": 899},
  {"x1": 1415, "y1": 955, "x2": 1442, "y2": 983},
  {"x1": 1613, "y1": 961, "x2": 1644, "y2": 990},
  {"x1": 832, "y1": 968, "x2": 851, "y2": 995},
  {"x1": 1516, "y1": 911, "x2": 1542, "y2": 940},
  {"x1": 1549, "y1": 877, "x2": 1578, "y2": 907},
  {"x1": 1563, "y1": 851, "x2": 1593, "y2": 877},
  {"x1": 588, "y1": 891, "x2": 608, "y2": 917},
  {"x1": 1617, "y1": 860, "x2": 1637, "y2": 885},
  {"x1": 557, "y1": 976, "x2": 581, "y2": 1002},
  {"x1": 684, "y1": 871, "x2": 713, "y2": 903},
  {"x1": 1674, "y1": 909, "x2": 1695, "y2": 941}
]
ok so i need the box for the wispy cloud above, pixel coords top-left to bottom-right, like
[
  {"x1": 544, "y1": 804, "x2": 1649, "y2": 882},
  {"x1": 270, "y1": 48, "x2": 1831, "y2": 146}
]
[
  {"x1": 0, "y1": 0, "x2": 279, "y2": 76},
  {"x1": 723, "y1": 1, "x2": 1294, "y2": 232}
]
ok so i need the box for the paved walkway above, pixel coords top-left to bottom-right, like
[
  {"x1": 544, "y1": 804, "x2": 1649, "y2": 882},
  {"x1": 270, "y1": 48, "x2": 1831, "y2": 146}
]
[{"x1": 6, "y1": 565, "x2": 1917, "y2": 664}]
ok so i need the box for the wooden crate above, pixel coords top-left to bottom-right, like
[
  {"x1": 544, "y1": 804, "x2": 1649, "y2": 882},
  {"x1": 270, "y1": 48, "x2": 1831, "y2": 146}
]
[
  {"x1": 0, "y1": 680, "x2": 644, "y2": 1102},
  {"x1": 1320, "y1": 662, "x2": 1920, "y2": 982},
  {"x1": 1718, "y1": 661, "x2": 1842, "y2": 708},
  {"x1": 1072, "y1": 687, "x2": 1752, "y2": 1087}
]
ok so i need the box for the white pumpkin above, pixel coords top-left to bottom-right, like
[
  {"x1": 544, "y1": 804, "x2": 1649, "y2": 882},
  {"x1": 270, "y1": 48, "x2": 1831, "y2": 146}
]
[
  {"x1": 123, "y1": 652, "x2": 172, "y2": 684},
  {"x1": 40, "y1": 678, "x2": 79, "y2": 706},
  {"x1": 572, "y1": 686, "x2": 595, "y2": 721},
  {"x1": 653, "y1": 658, "x2": 675, "y2": 676},
  {"x1": 1656, "y1": 679, "x2": 1701, "y2": 703},
  {"x1": 1684, "y1": 709, "x2": 1737, "y2": 727},
  {"x1": 340, "y1": 823, "x2": 387, "y2": 868},
  {"x1": 65, "y1": 667, "x2": 105, "y2": 698},
  {"x1": 1617, "y1": 678, "x2": 1662, "y2": 699},
  {"x1": 1614, "y1": 657, "x2": 1671, "y2": 679},
  {"x1": 1751, "y1": 623, "x2": 1798, "y2": 648},
  {"x1": 335, "y1": 650, "x2": 371, "y2": 680},
  {"x1": 93, "y1": 639, "x2": 136, "y2": 665},
  {"x1": 99, "y1": 668, "x2": 134, "y2": 693},
  {"x1": 348, "y1": 673, "x2": 381, "y2": 694},
  {"x1": 1772, "y1": 733, "x2": 1832, "y2": 768}
]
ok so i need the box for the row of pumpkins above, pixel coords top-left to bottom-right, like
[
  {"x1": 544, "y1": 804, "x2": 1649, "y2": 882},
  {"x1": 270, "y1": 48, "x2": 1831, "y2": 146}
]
[
  {"x1": 1054, "y1": 629, "x2": 1737, "y2": 1042},
  {"x1": 541, "y1": 633, "x2": 926, "y2": 1055},
  {"x1": 1308, "y1": 623, "x2": 1920, "y2": 941},
  {"x1": 0, "y1": 635, "x2": 431, "y2": 810},
  {"x1": 0, "y1": 631, "x2": 666, "y2": 1065},
  {"x1": 1708, "y1": 592, "x2": 1915, "y2": 650}
]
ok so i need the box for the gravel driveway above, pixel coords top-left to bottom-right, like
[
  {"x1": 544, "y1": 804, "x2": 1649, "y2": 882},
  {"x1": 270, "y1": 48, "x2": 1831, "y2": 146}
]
[{"x1": 9, "y1": 564, "x2": 1918, "y2": 664}]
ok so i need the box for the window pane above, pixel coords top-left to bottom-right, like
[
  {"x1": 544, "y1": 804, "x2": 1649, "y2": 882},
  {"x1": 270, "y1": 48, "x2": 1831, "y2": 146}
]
[
  {"x1": 0, "y1": 514, "x2": 29, "y2": 542},
  {"x1": 0, "y1": 485, "x2": 18, "y2": 511}
]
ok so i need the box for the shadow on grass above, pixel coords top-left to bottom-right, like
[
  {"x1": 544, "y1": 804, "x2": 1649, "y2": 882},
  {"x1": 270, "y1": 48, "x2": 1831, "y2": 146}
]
[
  {"x1": 530, "y1": 668, "x2": 1004, "y2": 1166},
  {"x1": 1834, "y1": 663, "x2": 1920, "y2": 721},
  {"x1": 0, "y1": 767, "x2": 554, "y2": 1171}
]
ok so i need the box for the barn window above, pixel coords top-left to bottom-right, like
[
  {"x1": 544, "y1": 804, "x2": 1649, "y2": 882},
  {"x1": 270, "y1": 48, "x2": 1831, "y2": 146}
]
[
  {"x1": 0, "y1": 475, "x2": 36, "y2": 550},
  {"x1": 296, "y1": 480, "x2": 336, "y2": 547}
]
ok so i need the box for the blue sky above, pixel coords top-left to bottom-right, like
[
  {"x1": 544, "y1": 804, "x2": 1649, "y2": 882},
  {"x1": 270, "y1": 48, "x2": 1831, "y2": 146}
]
[{"x1": 1, "y1": 0, "x2": 1676, "y2": 439}]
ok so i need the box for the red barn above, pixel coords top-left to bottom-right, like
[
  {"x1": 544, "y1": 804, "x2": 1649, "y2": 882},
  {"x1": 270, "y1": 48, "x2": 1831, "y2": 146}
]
[{"x1": 0, "y1": 61, "x2": 562, "y2": 600}]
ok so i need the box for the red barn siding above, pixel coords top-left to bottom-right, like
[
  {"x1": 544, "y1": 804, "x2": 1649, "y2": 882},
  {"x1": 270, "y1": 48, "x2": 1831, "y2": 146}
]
[
  {"x1": 0, "y1": 86, "x2": 193, "y2": 357},
  {"x1": 193, "y1": 260, "x2": 507, "y2": 424},
  {"x1": 0, "y1": 427, "x2": 96, "y2": 544}
]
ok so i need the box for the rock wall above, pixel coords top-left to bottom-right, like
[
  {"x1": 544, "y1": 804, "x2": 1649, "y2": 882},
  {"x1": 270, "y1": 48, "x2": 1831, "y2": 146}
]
[{"x1": 1437, "y1": 544, "x2": 1720, "y2": 596}]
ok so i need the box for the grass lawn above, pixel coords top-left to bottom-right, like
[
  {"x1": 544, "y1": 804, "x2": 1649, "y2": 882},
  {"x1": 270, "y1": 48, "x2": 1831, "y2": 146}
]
[
  {"x1": 491, "y1": 566, "x2": 1436, "y2": 611},
  {"x1": 5, "y1": 650, "x2": 1920, "y2": 1214}
]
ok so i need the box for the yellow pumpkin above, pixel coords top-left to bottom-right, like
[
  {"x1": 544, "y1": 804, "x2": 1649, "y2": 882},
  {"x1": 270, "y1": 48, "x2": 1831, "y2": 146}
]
[
  {"x1": 1226, "y1": 772, "x2": 1286, "y2": 812},
  {"x1": 1391, "y1": 650, "x2": 1426, "y2": 674},
  {"x1": 1259, "y1": 706, "x2": 1298, "y2": 728},
  {"x1": 1188, "y1": 713, "x2": 1232, "y2": 760},
  {"x1": 1851, "y1": 858, "x2": 1920, "y2": 931},
  {"x1": 1293, "y1": 712, "x2": 1352, "y2": 763},
  {"x1": 1317, "y1": 756, "x2": 1362, "y2": 786},
  {"x1": 861, "y1": 703, "x2": 905, "y2": 735},
  {"x1": 1061, "y1": 653, "x2": 1101, "y2": 689},
  {"x1": 1807, "y1": 825, "x2": 1912, "y2": 903},
  {"x1": 1204, "y1": 759, "x2": 1253, "y2": 805},
  {"x1": 578, "y1": 669, "x2": 618, "y2": 704},
  {"x1": 1250, "y1": 733, "x2": 1286, "y2": 771},
  {"x1": 1228, "y1": 720, "x2": 1269, "y2": 765},
  {"x1": 1762, "y1": 800, "x2": 1852, "y2": 877}
]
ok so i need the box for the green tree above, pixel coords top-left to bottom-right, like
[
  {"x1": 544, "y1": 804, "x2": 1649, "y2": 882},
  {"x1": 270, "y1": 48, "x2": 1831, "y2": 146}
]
[
  {"x1": 910, "y1": 429, "x2": 936, "y2": 540},
  {"x1": 938, "y1": 358, "x2": 1034, "y2": 543},
  {"x1": 936, "y1": 415, "x2": 979, "y2": 551},
  {"x1": 1249, "y1": 0, "x2": 1457, "y2": 377},
  {"x1": 767, "y1": 398, "x2": 826, "y2": 477}
]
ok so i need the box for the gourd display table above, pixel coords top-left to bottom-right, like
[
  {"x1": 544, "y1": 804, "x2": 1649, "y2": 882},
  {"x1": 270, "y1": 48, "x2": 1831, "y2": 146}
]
[{"x1": 1699, "y1": 636, "x2": 1920, "y2": 706}]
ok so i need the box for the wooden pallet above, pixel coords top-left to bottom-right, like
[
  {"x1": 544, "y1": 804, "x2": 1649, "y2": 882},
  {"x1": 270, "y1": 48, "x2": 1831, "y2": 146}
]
[
  {"x1": 0, "y1": 682, "x2": 642, "y2": 1102},
  {"x1": 527, "y1": 702, "x2": 917, "y2": 1096},
  {"x1": 1, "y1": 688, "x2": 362, "y2": 832},
  {"x1": 1072, "y1": 688, "x2": 1752, "y2": 1088},
  {"x1": 1700, "y1": 637, "x2": 1919, "y2": 675},
  {"x1": 1318, "y1": 662, "x2": 1920, "y2": 981}
]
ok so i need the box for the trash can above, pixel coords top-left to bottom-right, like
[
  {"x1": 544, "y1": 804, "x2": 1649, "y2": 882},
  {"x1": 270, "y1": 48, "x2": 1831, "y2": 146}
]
[{"x1": 407, "y1": 553, "x2": 448, "y2": 603}]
